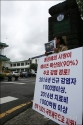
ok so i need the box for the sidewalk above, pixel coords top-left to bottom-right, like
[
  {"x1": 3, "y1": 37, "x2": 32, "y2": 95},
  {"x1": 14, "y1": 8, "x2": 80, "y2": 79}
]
[{"x1": 4, "y1": 108, "x2": 59, "y2": 125}]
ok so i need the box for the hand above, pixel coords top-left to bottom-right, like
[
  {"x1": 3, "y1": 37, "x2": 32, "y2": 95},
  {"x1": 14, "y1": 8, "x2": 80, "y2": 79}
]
[
  {"x1": 54, "y1": 48, "x2": 59, "y2": 53},
  {"x1": 45, "y1": 52, "x2": 48, "y2": 56}
]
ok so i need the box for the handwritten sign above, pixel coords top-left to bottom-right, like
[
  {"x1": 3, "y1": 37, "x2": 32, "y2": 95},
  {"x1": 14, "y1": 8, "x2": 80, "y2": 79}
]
[{"x1": 32, "y1": 47, "x2": 83, "y2": 125}]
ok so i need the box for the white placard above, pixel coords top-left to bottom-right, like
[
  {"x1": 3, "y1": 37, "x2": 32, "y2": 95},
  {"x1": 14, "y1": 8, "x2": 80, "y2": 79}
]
[{"x1": 32, "y1": 47, "x2": 83, "y2": 125}]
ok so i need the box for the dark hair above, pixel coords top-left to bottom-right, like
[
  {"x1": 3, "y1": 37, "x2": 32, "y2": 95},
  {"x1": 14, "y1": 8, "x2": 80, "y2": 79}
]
[{"x1": 54, "y1": 35, "x2": 66, "y2": 46}]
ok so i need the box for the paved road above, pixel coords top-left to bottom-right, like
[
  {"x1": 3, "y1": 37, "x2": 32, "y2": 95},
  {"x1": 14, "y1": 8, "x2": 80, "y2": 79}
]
[
  {"x1": 0, "y1": 77, "x2": 36, "y2": 124},
  {"x1": 0, "y1": 77, "x2": 59, "y2": 125},
  {"x1": 0, "y1": 78, "x2": 57, "y2": 125}
]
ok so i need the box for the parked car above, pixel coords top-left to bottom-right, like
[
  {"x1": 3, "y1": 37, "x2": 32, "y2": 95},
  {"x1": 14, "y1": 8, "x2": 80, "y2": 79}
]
[
  {"x1": 5, "y1": 71, "x2": 20, "y2": 81},
  {"x1": 20, "y1": 72, "x2": 28, "y2": 78},
  {"x1": 12, "y1": 71, "x2": 20, "y2": 77}
]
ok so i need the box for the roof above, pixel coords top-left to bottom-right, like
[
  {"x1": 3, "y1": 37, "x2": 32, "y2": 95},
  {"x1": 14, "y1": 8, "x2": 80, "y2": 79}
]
[
  {"x1": 0, "y1": 42, "x2": 9, "y2": 48},
  {"x1": 0, "y1": 55, "x2": 10, "y2": 61},
  {"x1": 31, "y1": 54, "x2": 45, "y2": 59},
  {"x1": 11, "y1": 60, "x2": 30, "y2": 63}
]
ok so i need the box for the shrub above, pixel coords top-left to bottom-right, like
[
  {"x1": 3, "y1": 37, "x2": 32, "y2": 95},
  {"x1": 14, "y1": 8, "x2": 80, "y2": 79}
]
[{"x1": 0, "y1": 73, "x2": 6, "y2": 81}]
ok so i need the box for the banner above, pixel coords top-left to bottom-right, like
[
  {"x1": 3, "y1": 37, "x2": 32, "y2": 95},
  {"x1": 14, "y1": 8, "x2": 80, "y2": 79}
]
[{"x1": 32, "y1": 47, "x2": 83, "y2": 125}]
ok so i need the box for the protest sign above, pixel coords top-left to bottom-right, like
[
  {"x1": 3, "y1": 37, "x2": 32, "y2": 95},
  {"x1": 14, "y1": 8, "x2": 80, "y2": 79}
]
[
  {"x1": 44, "y1": 40, "x2": 56, "y2": 53},
  {"x1": 32, "y1": 47, "x2": 83, "y2": 125}
]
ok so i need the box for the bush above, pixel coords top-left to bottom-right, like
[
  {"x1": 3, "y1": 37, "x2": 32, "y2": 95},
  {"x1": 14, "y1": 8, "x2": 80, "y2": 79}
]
[{"x1": 0, "y1": 74, "x2": 6, "y2": 81}]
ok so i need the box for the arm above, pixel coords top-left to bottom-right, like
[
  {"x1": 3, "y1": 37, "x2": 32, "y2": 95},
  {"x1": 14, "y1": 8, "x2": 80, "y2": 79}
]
[
  {"x1": 54, "y1": 46, "x2": 68, "y2": 53},
  {"x1": 61, "y1": 46, "x2": 68, "y2": 51},
  {"x1": 45, "y1": 51, "x2": 53, "y2": 56},
  {"x1": 54, "y1": 48, "x2": 59, "y2": 53}
]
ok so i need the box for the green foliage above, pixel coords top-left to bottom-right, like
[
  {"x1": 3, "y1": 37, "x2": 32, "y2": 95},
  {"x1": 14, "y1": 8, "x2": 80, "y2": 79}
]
[
  {"x1": 0, "y1": 73, "x2": 6, "y2": 80},
  {"x1": 0, "y1": 73, "x2": 6, "y2": 77},
  {"x1": 30, "y1": 63, "x2": 38, "y2": 71},
  {"x1": 76, "y1": 0, "x2": 83, "y2": 18}
]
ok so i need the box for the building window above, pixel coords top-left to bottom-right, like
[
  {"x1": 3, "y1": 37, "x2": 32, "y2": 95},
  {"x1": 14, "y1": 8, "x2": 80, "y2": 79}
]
[
  {"x1": 12, "y1": 69, "x2": 16, "y2": 71},
  {"x1": 25, "y1": 62, "x2": 27, "y2": 65},
  {"x1": 17, "y1": 63, "x2": 20, "y2": 66},
  {"x1": 25, "y1": 62, "x2": 30, "y2": 65},
  {"x1": 21, "y1": 69, "x2": 24, "y2": 72},
  {"x1": 25, "y1": 68, "x2": 28, "y2": 72},
  {"x1": 13, "y1": 64, "x2": 16, "y2": 66},
  {"x1": 21, "y1": 63, "x2": 24, "y2": 66},
  {"x1": 11, "y1": 64, "x2": 12, "y2": 67}
]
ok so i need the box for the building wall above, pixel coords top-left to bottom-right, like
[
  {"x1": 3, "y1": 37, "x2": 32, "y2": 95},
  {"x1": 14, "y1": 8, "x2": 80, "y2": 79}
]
[
  {"x1": 31, "y1": 58, "x2": 38, "y2": 64},
  {"x1": 1, "y1": 54, "x2": 44, "y2": 73},
  {"x1": 10, "y1": 60, "x2": 30, "y2": 72},
  {"x1": 2, "y1": 61, "x2": 11, "y2": 68},
  {"x1": 0, "y1": 48, "x2": 4, "y2": 55},
  {"x1": 31, "y1": 57, "x2": 41, "y2": 64},
  {"x1": 9, "y1": 65, "x2": 30, "y2": 72}
]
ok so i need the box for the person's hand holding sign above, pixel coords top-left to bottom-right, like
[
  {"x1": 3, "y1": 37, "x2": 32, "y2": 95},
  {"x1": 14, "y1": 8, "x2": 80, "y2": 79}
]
[
  {"x1": 44, "y1": 36, "x2": 68, "y2": 56},
  {"x1": 45, "y1": 51, "x2": 48, "y2": 56},
  {"x1": 54, "y1": 48, "x2": 59, "y2": 53}
]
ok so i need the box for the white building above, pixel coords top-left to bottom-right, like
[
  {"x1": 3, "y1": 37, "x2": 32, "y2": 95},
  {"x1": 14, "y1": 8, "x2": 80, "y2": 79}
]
[
  {"x1": 3, "y1": 54, "x2": 45, "y2": 73},
  {"x1": 9, "y1": 60, "x2": 31, "y2": 72},
  {"x1": 0, "y1": 42, "x2": 10, "y2": 73},
  {"x1": 31, "y1": 54, "x2": 44, "y2": 64},
  {"x1": 2, "y1": 61, "x2": 11, "y2": 69}
]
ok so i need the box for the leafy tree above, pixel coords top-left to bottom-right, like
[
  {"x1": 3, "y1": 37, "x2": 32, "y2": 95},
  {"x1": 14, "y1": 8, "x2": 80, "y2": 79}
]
[
  {"x1": 30, "y1": 63, "x2": 38, "y2": 71},
  {"x1": 76, "y1": 0, "x2": 83, "y2": 18}
]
